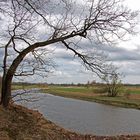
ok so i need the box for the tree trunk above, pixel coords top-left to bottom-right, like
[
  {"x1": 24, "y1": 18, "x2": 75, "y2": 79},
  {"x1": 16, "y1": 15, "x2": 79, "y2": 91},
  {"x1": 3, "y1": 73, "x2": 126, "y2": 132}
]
[{"x1": 0, "y1": 73, "x2": 13, "y2": 108}]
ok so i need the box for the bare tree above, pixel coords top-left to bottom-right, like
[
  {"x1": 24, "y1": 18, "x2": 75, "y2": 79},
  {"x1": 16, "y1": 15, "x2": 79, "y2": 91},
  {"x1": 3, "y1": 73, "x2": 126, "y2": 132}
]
[
  {"x1": 102, "y1": 67, "x2": 123, "y2": 97},
  {"x1": 0, "y1": 0, "x2": 138, "y2": 107}
]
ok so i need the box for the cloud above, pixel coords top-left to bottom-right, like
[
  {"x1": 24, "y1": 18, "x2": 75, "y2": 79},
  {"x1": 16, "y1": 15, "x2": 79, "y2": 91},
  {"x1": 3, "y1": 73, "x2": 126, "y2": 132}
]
[
  {"x1": 52, "y1": 48, "x2": 74, "y2": 60},
  {"x1": 46, "y1": 41, "x2": 140, "y2": 84},
  {"x1": 0, "y1": 48, "x2": 3, "y2": 57},
  {"x1": 107, "y1": 48, "x2": 140, "y2": 62},
  {"x1": 79, "y1": 40, "x2": 140, "y2": 62}
]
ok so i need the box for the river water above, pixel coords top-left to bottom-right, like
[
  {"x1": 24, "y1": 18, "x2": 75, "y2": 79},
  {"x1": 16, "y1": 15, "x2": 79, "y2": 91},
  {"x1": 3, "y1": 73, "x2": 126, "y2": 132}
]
[{"x1": 14, "y1": 90, "x2": 140, "y2": 136}]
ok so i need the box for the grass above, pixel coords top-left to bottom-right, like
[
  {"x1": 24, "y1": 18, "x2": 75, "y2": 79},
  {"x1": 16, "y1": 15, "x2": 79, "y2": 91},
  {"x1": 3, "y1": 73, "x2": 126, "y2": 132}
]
[
  {"x1": 12, "y1": 84, "x2": 43, "y2": 90},
  {"x1": 45, "y1": 85, "x2": 107, "y2": 94},
  {"x1": 124, "y1": 88, "x2": 140, "y2": 94},
  {"x1": 92, "y1": 96, "x2": 140, "y2": 109},
  {"x1": 49, "y1": 86, "x2": 93, "y2": 93}
]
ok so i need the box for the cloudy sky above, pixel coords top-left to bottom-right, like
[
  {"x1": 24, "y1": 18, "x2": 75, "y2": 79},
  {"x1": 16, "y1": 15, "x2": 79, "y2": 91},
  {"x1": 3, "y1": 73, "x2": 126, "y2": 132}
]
[
  {"x1": 44, "y1": 0, "x2": 140, "y2": 84},
  {"x1": 0, "y1": 0, "x2": 140, "y2": 84}
]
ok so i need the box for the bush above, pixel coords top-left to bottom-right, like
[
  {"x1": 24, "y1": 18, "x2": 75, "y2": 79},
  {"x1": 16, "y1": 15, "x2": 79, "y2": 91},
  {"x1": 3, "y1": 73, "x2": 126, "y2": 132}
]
[
  {"x1": 102, "y1": 71, "x2": 123, "y2": 97},
  {"x1": 107, "y1": 82, "x2": 123, "y2": 97}
]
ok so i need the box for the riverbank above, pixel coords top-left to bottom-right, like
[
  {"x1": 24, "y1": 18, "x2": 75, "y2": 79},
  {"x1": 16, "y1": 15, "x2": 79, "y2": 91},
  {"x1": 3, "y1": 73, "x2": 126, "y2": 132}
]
[
  {"x1": 42, "y1": 86, "x2": 140, "y2": 110},
  {"x1": 0, "y1": 104, "x2": 140, "y2": 140}
]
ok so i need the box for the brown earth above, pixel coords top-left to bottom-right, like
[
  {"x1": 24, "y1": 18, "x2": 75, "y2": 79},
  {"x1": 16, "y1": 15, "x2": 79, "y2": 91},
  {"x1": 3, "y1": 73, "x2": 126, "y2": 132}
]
[
  {"x1": 0, "y1": 104, "x2": 140, "y2": 140},
  {"x1": 129, "y1": 94, "x2": 140, "y2": 100}
]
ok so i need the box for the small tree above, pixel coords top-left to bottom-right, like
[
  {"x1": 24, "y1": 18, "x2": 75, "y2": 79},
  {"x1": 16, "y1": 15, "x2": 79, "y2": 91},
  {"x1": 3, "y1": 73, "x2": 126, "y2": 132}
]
[{"x1": 102, "y1": 69, "x2": 123, "y2": 97}]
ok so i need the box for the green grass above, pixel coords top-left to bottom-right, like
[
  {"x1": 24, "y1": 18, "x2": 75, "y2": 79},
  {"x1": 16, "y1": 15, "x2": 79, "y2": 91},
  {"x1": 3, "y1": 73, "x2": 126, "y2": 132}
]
[
  {"x1": 47, "y1": 86, "x2": 107, "y2": 94},
  {"x1": 124, "y1": 86, "x2": 140, "y2": 94},
  {"x1": 127, "y1": 89, "x2": 140, "y2": 94},
  {"x1": 47, "y1": 86, "x2": 94, "y2": 93},
  {"x1": 51, "y1": 86, "x2": 88, "y2": 92},
  {"x1": 93, "y1": 96, "x2": 140, "y2": 108}
]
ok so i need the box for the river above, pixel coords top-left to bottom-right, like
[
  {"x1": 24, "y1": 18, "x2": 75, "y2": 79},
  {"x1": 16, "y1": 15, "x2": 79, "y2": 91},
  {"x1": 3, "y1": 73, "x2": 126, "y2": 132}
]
[{"x1": 13, "y1": 90, "x2": 140, "y2": 136}]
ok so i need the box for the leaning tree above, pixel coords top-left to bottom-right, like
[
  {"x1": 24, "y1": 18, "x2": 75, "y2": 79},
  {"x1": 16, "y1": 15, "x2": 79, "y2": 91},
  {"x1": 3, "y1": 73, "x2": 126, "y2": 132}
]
[{"x1": 0, "y1": 0, "x2": 138, "y2": 108}]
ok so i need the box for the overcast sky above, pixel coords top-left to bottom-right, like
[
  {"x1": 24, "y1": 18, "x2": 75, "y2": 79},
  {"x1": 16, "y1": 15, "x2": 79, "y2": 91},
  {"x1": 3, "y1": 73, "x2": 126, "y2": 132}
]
[
  {"x1": 1, "y1": 0, "x2": 140, "y2": 84},
  {"x1": 43, "y1": 0, "x2": 140, "y2": 84}
]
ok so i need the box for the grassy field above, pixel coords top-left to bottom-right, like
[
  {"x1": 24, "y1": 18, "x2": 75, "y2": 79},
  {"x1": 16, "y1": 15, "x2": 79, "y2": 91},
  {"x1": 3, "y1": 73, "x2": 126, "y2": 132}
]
[
  {"x1": 124, "y1": 86, "x2": 140, "y2": 94},
  {"x1": 11, "y1": 83, "x2": 48, "y2": 90},
  {"x1": 11, "y1": 84, "x2": 38, "y2": 90}
]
